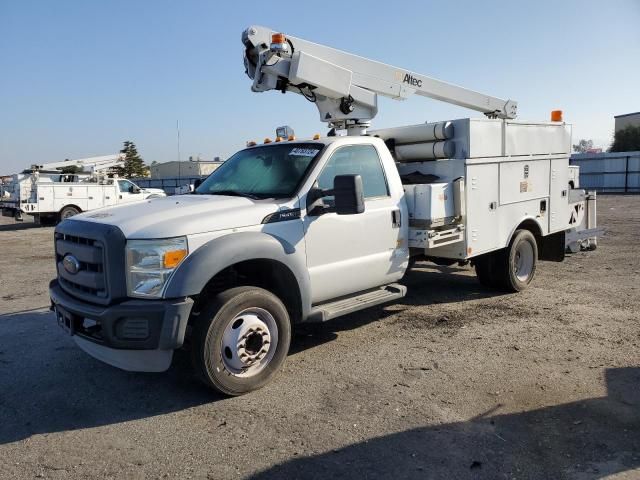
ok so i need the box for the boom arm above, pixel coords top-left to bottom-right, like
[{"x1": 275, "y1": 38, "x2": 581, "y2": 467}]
[
  {"x1": 31, "y1": 154, "x2": 125, "y2": 173},
  {"x1": 242, "y1": 25, "x2": 517, "y2": 134}
]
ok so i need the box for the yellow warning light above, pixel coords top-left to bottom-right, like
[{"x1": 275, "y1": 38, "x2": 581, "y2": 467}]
[
  {"x1": 313, "y1": 134, "x2": 321, "y2": 140},
  {"x1": 264, "y1": 138, "x2": 272, "y2": 144},
  {"x1": 551, "y1": 110, "x2": 563, "y2": 122}
]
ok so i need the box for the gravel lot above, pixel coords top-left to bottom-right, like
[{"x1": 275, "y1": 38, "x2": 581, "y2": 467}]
[{"x1": 0, "y1": 195, "x2": 638, "y2": 479}]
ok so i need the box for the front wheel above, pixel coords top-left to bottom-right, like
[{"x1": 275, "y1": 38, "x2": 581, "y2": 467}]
[{"x1": 191, "y1": 286, "x2": 291, "y2": 396}]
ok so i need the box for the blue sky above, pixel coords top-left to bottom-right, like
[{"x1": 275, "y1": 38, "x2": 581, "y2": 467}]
[{"x1": 1, "y1": 0, "x2": 639, "y2": 172}]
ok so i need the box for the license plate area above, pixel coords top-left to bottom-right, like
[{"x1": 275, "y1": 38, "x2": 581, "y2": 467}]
[{"x1": 56, "y1": 305, "x2": 78, "y2": 335}]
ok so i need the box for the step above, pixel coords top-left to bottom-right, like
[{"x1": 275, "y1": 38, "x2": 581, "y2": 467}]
[{"x1": 308, "y1": 283, "x2": 406, "y2": 322}]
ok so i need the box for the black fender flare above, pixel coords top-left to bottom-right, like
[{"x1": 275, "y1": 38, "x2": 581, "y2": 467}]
[{"x1": 164, "y1": 231, "x2": 311, "y2": 318}]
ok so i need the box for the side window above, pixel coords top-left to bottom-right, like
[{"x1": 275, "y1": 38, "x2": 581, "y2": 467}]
[
  {"x1": 316, "y1": 145, "x2": 389, "y2": 200},
  {"x1": 118, "y1": 180, "x2": 132, "y2": 192}
]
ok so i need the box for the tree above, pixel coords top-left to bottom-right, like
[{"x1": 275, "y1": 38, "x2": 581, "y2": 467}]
[
  {"x1": 572, "y1": 139, "x2": 594, "y2": 153},
  {"x1": 116, "y1": 141, "x2": 147, "y2": 178},
  {"x1": 610, "y1": 125, "x2": 640, "y2": 152}
]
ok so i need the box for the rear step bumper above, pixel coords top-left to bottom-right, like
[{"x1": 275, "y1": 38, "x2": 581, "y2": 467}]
[{"x1": 307, "y1": 283, "x2": 406, "y2": 322}]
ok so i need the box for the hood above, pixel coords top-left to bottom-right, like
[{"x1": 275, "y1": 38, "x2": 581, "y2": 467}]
[
  {"x1": 142, "y1": 187, "x2": 167, "y2": 196},
  {"x1": 71, "y1": 194, "x2": 282, "y2": 238}
]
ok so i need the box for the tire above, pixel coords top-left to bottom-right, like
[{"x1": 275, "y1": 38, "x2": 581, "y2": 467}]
[
  {"x1": 191, "y1": 286, "x2": 291, "y2": 396},
  {"x1": 494, "y1": 229, "x2": 538, "y2": 292},
  {"x1": 59, "y1": 205, "x2": 81, "y2": 221}
]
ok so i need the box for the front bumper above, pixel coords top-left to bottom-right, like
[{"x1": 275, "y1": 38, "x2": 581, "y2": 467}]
[{"x1": 50, "y1": 280, "x2": 193, "y2": 372}]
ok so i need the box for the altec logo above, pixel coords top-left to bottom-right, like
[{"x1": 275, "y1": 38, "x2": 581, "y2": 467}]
[
  {"x1": 403, "y1": 73, "x2": 422, "y2": 88},
  {"x1": 395, "y1": 71, "x2": 423, "y2": 88}
]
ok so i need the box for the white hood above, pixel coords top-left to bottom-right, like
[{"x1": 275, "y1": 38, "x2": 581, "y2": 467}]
[{"x1": 72, "y1": 194, "x2": 282, "y2": 238}]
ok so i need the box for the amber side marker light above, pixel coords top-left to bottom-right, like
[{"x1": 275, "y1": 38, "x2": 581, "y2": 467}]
[
  {"x1": 164, "y1": 249, "x2": 187, "y2": 269},
  {"x1": 551, "y1": 110, "x2": 563, "y2": 122}
]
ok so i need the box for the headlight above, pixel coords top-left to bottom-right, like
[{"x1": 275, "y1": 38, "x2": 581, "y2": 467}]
[{"x1": 125, "y1": 237, "x2": 188, "y2": 298}]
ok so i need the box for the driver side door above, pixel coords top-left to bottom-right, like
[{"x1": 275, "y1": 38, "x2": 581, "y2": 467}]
[
  {"x1": 117, "y1": 180, "x2": 143, "y2": 204},
  {"x1": 303, "y1": 144, "x2": 401, "y2": 304}
]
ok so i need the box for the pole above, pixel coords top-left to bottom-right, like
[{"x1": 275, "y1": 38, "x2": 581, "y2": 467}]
[{"x1": 177, "y1": 120, "x2": 181, "y2": 184}]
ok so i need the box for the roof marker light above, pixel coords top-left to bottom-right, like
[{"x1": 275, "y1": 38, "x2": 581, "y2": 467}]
[
  {"x1": 551, "y1": 110, "x2": 563, "y2": 122},
  {"x1": 264, "y1": 138, "x2": 272, "y2": 144},
  {"x1": 313, "y1": 134, "x2": 321, "y2": 140}
]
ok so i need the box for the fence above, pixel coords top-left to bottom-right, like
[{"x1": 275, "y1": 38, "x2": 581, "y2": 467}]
[{"x1": 570, "y1": 151, "x2": 640, "y2": 193}]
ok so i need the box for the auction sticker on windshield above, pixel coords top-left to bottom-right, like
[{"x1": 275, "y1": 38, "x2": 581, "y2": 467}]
[{"x1": 289, "y1": 147, "x2": 320, "y2": 157}]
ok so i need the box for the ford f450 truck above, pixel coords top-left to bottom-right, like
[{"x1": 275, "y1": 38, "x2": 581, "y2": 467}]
[{"x1": 49, "y1": 27, "x2": 599, "y2": 395}]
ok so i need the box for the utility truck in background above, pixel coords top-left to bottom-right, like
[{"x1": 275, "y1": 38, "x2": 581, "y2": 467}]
[
  {"x1": 0, "y1": 155, "x2": 165, "y2": 224},
  {"x1": 49, "y1": 26, "x2": 600, "y2": 396}
]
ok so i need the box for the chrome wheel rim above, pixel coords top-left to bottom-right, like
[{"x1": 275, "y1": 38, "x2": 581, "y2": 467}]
[
  {"x1": 220, "y1": 307, "x2": 278, "y2": 378},
  {"x1": 514, "y1": 241, "x2": 534, "y2": 282}
]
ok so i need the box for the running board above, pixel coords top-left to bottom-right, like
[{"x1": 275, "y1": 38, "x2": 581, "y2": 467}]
[{"x1": 307, "y1": 284, "x2": 407, "y2": 322}]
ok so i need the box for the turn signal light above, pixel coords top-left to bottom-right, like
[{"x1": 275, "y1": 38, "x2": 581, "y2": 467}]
[
  {"x1": 163, "y1": 249, "x2": 187, "y2": 269},
  {"x1": 551, "y1": 110, "x2": 563, "y2": 122}
]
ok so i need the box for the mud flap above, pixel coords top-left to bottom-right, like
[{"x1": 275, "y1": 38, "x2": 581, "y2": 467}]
[{"x1": 538, "y1": 231, "x2": 565, "y2": 262}]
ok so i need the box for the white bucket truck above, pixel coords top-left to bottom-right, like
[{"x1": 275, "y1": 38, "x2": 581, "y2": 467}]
[
  {"x1": 0, "y1": 155, "x2": 166, "y2": 223},
  {"x1": 49, "y1": 27, "x2": 599, "y2": 395}
]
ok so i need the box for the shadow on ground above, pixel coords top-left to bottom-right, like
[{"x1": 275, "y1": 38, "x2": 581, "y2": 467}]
[
  {"x1": 291, "y1": 263, "x2": 505, "y2": 354},
  {"x1": 0, "y1": 264, "x2": 505, "y2": 445},
  {"x1": 250, "y1": 367, "x2": 640, "y2": 480},
  {"x1": 0, "y1": 310, "x2": 221, "y2": 445}
]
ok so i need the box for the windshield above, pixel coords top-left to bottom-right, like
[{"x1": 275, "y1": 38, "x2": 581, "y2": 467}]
[{"x1": 195, "y1": 143, "x2": 323, "y2": 199}]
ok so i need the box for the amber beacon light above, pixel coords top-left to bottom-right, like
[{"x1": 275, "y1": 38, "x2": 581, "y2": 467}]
[{"x1": 551, "y1": 110, "x2": 563, "y2": 122}]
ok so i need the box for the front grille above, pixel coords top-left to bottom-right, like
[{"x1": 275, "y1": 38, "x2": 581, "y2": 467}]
[
  {"x1": 56, "y1": 232, "x2": 108, "y2": 300},
  {"x1": 54, "y1": 221, "x2": 127, "y2": 306}
]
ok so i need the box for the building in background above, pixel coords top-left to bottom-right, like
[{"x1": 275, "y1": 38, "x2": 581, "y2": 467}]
[
  {"x1": 150, "y1": 160, "x2": 223, "y2": 179},
  {"x1": 614, "y1": 112, "x2": 640, "y2": 132}
]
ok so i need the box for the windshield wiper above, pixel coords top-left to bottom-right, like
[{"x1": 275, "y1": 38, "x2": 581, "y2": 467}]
[{"x1": 210, "y1": 190, "x2": 263, "y2": 200}]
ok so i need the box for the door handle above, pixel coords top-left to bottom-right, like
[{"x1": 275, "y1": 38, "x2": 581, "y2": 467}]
[{"x1": 391, "y1": 209, "x2": 401, "y2": 228}]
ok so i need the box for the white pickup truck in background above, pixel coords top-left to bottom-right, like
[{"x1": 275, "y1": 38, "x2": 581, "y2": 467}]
[
  {"x1": 48, "y1": 26, "x2": 601, "y2": 396},
  {"x1": 1, "y1": 154, "x2": 165, "y2": 223}
]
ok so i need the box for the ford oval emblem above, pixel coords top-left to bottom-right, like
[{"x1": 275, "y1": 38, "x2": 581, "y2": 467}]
[{"x1": 63, "y1": 254, "x2": 81, "y2": 275}]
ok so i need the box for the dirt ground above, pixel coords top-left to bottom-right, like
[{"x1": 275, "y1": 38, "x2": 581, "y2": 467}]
[{"x1": 0, "y1": 195, "x2": 638, "y2": 480}]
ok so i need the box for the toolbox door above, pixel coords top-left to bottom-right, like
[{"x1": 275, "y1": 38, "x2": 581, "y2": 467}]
[{"x1": 465, "y1": 163, "x2": 499, "y2": 256}]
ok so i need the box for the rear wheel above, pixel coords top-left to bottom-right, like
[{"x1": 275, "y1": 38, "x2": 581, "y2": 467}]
[
  {"x1": 494, "y1": 229, "x2": 538, "y2": 292},
  {"x1": 59, "y1": 205, "x2": 81, "y2": 221},
  {"x1": 191, "y1": 286, "x2": 291, "y2": 396},
  {"x1": 475, "y1": 229, "x2": 538, "y2": 292}
]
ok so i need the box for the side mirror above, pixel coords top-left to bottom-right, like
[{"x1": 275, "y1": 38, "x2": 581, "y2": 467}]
[{"x1": 333, "y1": 174, "x2": 365, "y2": 215}]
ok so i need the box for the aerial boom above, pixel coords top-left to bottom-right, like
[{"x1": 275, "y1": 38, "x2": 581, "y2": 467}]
[{"x1": 242, "y1": 25, "x2": 517, "y2": 134}]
